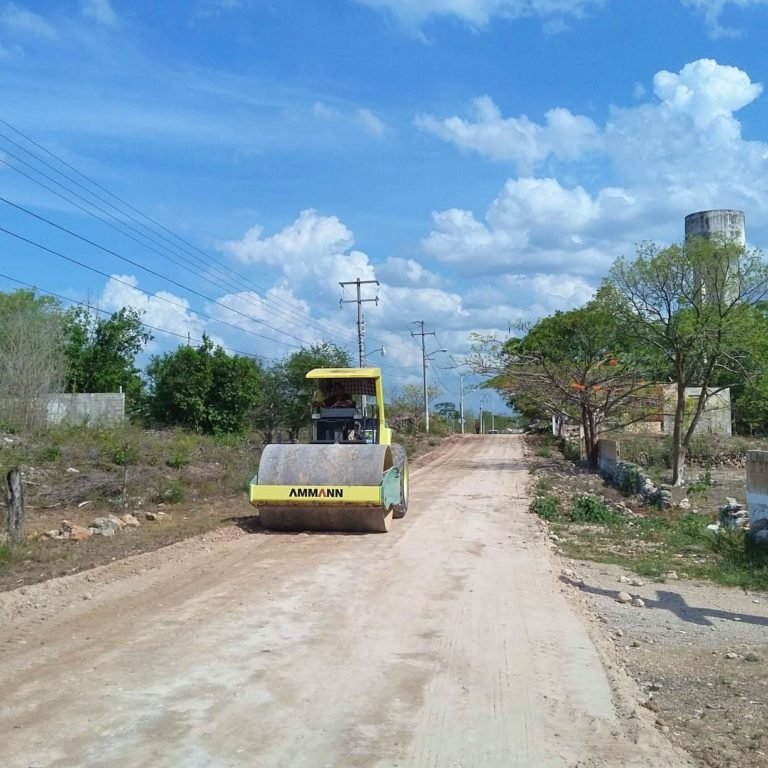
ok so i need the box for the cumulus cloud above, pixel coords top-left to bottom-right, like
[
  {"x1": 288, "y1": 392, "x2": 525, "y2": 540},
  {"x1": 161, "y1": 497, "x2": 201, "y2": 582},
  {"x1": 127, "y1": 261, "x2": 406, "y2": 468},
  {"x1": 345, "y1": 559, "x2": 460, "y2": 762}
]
[
  {"x1": 416, "y1": 96, "x2": 601, "y2": 171},
  {"x1": 377, "y1": 256, "x2": 445, "y2": 287},
  {"x1": 422, "y1": 177, "x2": 636, "y2": 274},
  {"x1": 81, "y1": 0, "x2": 119, "y2": 26},
  {"x1": 652, "y1": 58, "x2": 762, "y2": 129},
  {"x1": 0, "y1": 2, "x2": 56, "y2": 38},
  {"x1": 354, "y1": 0, "x2": 604, "y2": 27},
  {"x1": 99, "y1": 274, "x2": 212, "y2": 349}
]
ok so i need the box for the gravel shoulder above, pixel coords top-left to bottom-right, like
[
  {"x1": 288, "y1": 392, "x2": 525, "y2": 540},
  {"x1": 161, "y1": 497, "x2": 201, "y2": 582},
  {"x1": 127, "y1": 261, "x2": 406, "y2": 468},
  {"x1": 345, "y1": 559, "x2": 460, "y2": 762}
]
[{"x1": 0, "y1": 436, "x2": 691, "y2": 768}]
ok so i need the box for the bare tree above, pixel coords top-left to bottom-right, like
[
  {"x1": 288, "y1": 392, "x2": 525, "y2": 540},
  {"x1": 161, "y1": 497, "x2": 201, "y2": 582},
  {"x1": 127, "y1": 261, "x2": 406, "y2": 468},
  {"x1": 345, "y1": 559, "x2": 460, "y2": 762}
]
[{"x1": 0, "y1": 291, "x2": 67, "y2": 432}]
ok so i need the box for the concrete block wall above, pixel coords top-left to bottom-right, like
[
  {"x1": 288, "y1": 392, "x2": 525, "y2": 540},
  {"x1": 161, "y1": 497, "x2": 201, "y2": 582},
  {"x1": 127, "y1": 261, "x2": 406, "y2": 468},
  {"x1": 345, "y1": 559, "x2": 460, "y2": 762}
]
[
  {"x1": 746, "y1": 451, "x2": 768, "y2": 542},
  {"x1": 46, "y1": 393, "x2": 125, "y2": 427},
  {"x1": 597, "y1": 439, "x2": 619, "y2": 477}
]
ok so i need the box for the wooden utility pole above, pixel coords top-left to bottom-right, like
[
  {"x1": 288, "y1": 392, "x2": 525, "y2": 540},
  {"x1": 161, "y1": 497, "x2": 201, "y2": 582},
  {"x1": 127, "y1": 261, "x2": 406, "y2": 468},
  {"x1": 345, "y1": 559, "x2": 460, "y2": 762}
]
[{"x1": 6, "y1": 468, "x2": 25, "y2": 544}]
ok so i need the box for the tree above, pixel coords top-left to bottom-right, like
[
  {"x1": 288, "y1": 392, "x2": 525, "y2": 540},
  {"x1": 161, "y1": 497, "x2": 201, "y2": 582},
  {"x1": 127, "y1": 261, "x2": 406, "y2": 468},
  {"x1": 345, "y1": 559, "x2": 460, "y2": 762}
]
[
  {"x1": 433, "y1": 401, "x2": 459, "y2": 420},
  {"x1": 0, "y1": 290, "x2": 67, "y2": 431},
  {"x1": 467, "y1": 291, "x2": 654, "y2": 468},
  {"x1": 251, "y1": 364, "x2": 287, "y2": 444},
  {"x1": 609, "y1": 236, "x2": 768, "y2": 484},
  {"x1": 147, "y1": 336, "x2": 262, "y2": 434},
  {"x1": 278, "y1": 342, "x2": 352, "y2": 440},
  {"x1": 63, "y1": 307, "x2": 151, "y2": 407}
]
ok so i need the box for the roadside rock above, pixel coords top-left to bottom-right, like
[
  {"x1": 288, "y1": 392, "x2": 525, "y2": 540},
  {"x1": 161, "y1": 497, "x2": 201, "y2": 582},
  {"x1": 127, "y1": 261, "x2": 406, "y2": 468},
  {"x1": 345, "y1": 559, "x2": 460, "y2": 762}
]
[
  {"x1": 617, "y1": 591, "x2": 632, "y2": 604},
  {"x1": 89, "y1": 517, "x2": 120, "y2": 537},
  {"x1": 61, "y1": 521, "x2": 92, "y2": 542},
  {"x1": 121, "y1": 513, "x2": 141, "y2": 528},
  {"x1": 631, "y1": 597, "x2": 646, "y2": 608}
]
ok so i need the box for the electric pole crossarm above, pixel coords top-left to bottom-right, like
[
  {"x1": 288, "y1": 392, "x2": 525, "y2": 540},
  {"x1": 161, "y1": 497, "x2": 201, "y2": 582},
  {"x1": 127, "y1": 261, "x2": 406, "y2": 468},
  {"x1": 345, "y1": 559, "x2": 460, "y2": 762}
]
[{"x1": 339, "y1": 277, "x2": 380, "y2": 368}]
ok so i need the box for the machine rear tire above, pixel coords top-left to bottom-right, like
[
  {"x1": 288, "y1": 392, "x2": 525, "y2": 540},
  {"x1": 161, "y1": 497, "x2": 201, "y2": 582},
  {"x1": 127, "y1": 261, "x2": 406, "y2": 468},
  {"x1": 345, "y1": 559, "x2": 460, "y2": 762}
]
[{"x1": 390, "y1": 443, "x2": 409, "y2": 519}]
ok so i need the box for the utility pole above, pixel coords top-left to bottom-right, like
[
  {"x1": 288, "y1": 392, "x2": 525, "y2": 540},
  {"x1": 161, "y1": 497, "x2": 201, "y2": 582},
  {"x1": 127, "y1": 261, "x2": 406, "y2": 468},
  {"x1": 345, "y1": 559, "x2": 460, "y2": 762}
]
[
  {"x1": 339, "y1": 278, "x2": 379, "y2": 367},
  {"x1": 459, "y1": 373, "x2": 465, "y2": 435},
  {"x1": 411, "y1": 321, "x2": 436, "y2": 433}
]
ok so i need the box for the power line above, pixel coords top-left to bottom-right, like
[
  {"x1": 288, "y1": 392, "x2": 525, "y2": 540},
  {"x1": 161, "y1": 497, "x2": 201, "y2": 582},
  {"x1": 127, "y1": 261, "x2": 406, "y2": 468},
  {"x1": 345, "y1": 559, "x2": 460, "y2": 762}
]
[
  {"x1": 0, "y1": 196, "x2": 320, "y2": 348},
  {"x1": 0, "y1": 225, "x2": 305, "y2": 350},
  {"x1": 0, "y1": 122, "x2": 365, "y2": 347},
  {"x1": 0, "y1": 272, "x2": 272, "y2": 360}
]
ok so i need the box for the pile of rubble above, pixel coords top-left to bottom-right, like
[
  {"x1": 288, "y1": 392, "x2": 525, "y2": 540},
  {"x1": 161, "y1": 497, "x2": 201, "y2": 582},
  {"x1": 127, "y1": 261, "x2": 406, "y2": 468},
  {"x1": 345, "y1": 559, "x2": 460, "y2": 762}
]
[{"x1": 42, "y1": 511, "x2": 167, "y2": 542}]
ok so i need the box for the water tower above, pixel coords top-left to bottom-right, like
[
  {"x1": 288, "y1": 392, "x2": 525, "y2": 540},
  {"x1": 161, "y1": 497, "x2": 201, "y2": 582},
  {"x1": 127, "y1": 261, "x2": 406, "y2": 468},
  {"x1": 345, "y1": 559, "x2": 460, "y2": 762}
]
[{"x1": 685, "y1": 209, "x2": 745, "y2": 304}]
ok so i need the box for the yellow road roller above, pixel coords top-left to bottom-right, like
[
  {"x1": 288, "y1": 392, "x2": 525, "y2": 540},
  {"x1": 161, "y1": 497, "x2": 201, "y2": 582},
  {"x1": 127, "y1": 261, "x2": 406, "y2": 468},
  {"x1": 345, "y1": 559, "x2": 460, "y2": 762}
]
[{"x1": 249, "y1": 367, "x2": 409, "y2": 532}]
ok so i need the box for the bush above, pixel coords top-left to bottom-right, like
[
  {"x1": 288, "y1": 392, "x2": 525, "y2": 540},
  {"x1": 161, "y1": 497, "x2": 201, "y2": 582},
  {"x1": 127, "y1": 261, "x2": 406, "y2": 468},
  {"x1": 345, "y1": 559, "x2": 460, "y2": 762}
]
[
  {"x1": 154, "y1": 479, "x2": 185, "y2": 504},
  {"x1": 530, "y1": 495, "x2": 559, "y2": 521},
  {"x1": 166, "y1": 435, "x2": 195, "y2": 469},
  {"x1": 687, "y1": 469, "x2": 712, "y2": 497},
  {"x1": 569, "y1": 494, "x2": 619, "y2": 524},
  {"x1": 620, "y1": 464, "x2": 641, "y2": 495}
]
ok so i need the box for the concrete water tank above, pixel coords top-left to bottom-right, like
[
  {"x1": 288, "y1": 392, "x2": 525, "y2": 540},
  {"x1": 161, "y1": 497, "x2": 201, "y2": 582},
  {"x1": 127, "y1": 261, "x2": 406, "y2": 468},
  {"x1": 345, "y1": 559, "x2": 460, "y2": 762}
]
[{"x1": 685, "y1": 209, "x2": 746, "y2": 246}]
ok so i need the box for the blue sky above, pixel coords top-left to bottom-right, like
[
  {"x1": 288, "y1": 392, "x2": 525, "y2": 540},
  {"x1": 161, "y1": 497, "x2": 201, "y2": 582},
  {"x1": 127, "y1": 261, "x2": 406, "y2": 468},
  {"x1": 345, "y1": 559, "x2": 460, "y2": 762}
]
[{"x1": 2, "y1": 0, "x2": 768, "y2": 415}]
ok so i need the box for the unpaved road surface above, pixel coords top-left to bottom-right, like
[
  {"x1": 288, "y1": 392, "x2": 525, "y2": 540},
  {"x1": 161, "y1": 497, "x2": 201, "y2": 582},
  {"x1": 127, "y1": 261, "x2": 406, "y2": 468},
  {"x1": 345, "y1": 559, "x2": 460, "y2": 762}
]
[{"x1": 0, "y1": 436, "x2": 691, "y2": 767}]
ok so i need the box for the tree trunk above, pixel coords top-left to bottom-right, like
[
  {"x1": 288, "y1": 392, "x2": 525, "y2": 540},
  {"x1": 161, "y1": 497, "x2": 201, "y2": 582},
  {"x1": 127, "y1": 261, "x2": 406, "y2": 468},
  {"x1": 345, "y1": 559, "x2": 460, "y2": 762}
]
[
  {"x1": 582, "y1": 407, "x2": 599, "y2": 469},
  {"x1": 671, "y1": 381, "x2": 687, "y2": 486}
]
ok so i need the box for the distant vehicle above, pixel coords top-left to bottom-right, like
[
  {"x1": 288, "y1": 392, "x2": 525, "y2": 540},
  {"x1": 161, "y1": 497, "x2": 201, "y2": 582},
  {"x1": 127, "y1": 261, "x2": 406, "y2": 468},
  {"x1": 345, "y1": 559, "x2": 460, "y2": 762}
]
[{"x1": 487, "y1": 429, "x2": 499, "y2": 434}]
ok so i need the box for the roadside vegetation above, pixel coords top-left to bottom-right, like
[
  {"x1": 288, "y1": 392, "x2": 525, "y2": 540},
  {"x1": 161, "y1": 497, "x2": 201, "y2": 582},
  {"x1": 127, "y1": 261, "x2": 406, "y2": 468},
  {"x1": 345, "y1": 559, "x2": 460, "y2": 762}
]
[{"x1": 527, "y1": 436, "x2": 768, "y2": 591}]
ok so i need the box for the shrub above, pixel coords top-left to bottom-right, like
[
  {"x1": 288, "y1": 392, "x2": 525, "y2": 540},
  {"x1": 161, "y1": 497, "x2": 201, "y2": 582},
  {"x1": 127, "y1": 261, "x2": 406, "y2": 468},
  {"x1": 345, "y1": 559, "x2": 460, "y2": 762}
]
[
  {"x1": 687, "y1": 469, "x2": 712, "y2": 497},
  {"x1": 155, "y1": 479, "x2": 185, "y2": 504},
  {"x1": 620, "y1": 464, "x2": 641, "y2": 495},
  {"x1": 530, "y1": 495, "x2": 559, "y2": 521},
  {"x1": 569, "y1": 494, "x2": 619, "y2": 524}
]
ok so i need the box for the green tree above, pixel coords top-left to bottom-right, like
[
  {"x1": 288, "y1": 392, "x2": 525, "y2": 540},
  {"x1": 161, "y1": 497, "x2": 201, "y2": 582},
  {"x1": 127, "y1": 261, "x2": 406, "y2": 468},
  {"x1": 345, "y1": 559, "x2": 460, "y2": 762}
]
[
  {"x1": 609, "y1": 236, "x2": 768, "y2": 484},
  {"x1": 468, "y1": 291, "x2": 654, "y2": 468},
  {"x1": 147, "y1": 336, "x2": 262, "y2": 434},
  {"x1": 279, "y1": 342, "x2": 352, "y2": 440},
  {"x1": 433, "y1": 401, "x2": 459, "y2": 420},
  {"x1": 251, "y1": 364, "x2": 287, "y2": 444},
  {"x1": 63, "y1": 307, "x2": 151, "y2": 407}
]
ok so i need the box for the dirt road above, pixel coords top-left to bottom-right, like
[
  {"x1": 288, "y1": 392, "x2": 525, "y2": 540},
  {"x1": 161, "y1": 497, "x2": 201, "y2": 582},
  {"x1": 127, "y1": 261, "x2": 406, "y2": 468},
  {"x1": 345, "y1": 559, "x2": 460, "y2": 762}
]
[{"x1": 0, "y1": 436, "x2": 691, "y2": 767}]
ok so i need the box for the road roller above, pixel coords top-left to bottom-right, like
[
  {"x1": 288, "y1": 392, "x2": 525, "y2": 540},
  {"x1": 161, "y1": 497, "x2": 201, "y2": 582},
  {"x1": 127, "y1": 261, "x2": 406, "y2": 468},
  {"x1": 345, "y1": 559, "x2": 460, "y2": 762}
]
[{"x1": 249, "y1": 367, "x2": 409, "y2": 532}]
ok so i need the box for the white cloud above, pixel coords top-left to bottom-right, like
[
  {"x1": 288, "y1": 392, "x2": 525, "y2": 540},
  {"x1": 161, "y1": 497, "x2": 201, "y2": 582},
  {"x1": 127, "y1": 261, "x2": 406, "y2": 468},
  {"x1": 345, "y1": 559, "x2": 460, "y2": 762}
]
[
  {"x1": 416, "y1": 96, "x2": 601, "y2": 171},
  {"x1": 422, "y1": 177, "x2": 636, "y2": 274},
  {"x1": 354, "y1": 0, "x2": 604, "y2": 27},
  {"x1": 0, "y1": 2, "x2": 56, "y2": 38},
  {"x1": 652, "y1": 58, "x2": 762, "y2": 130},
  {"x1": 377, "y1": 256, "x2": 445, "y2": 287},
  {"x1": 81, "y1": 0, "x2": 119, "y2": 26},
  {"x1": 356, "y1": 108, "x2": 388, "y2": 138},
  {"x1": 99, "y1": 275, "x2": 212, "y2": 349},
  {"x1": 682, "y1": 0, "x2": 768, "y2": 38},
  {"x1": 312, "y1": 101, "x2": 389, "y2": 138}
]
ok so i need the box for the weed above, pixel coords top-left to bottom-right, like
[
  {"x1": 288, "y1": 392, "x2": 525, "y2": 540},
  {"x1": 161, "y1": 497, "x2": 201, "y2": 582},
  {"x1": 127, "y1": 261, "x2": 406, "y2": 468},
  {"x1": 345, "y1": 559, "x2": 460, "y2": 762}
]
[
  {"x1": 154, "y1": 479, "x2": 185, "y2": 504},
  {"x1": 166, "y1": 435, "x2": 195, "y2": 469},
  {"x1": 535, "y1": 446, "x2": 551, "y2": 458},
  {"x1": 568, "y1": 494, "x2": 620, "y2": 525},
  {"x1": 688, "y1": 469, "x2": 712, "y2": 497},
  {"x1": 35, "y1": 444, "x2": 62, "y2": 463},
  {"x1": 530, "y1": 495, "x2": 559, "y2": 521}
]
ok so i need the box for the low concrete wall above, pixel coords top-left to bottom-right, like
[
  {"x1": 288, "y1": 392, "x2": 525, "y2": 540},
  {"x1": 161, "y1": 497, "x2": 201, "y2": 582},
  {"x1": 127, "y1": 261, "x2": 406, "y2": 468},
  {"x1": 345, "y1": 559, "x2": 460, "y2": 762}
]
[
  {"x1": 597, "y1": 439, "x2": 619, "y2": 477},
  {"x1": 746, "y1": 451, "x2": 768, "y2": 543},
  {"x1": 46, "y1": 393, "x2": 125, "y2": 427}
]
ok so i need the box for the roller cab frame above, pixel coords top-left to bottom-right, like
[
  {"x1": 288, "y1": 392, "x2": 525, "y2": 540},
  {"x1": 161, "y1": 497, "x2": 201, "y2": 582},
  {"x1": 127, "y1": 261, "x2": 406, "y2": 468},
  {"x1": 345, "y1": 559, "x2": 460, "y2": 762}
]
[{"x1": 249, "y1": 367, "x2": 409, "y2": 532}]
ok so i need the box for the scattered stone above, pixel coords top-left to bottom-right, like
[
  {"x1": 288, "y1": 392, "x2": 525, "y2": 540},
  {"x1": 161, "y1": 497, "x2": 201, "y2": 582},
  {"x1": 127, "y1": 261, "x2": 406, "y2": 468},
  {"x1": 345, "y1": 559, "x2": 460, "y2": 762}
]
[
  {"x1": 89, "y1": 517, "x2": 120, "y2": 537},
  {"x1": 630, "y1": 578, "x2": 645, "y2": 587},
  {"x1": 614, "y1": 628, "x2": 624, "y2": 638},
  {"x1": 65, "y1": 467, "x2": 80, "y2": 474},
  {"x1": 82, "y1": 593, "x2": 93, "y2": 601},
  {"x1": 744, "y1": 653, "x2": 760, "y2": 662},
  {"x1": 642, "y1": 698, "x2": 660, "y2": 713},
  {"x1": 107, "y1": 514, "x2": 127, "y2": 530},
  {"x1": 144, "y1": 511, "x2": 168, "y2": 522},
  {"x1": 631, "y1": 597, "x2": 646, "y2": 608},
  {"x1": 631, "y1": 640, "x2": 641, "y2": 648},
  {"x1": 44, "y1": 529, "x2": 67, "y2": 541},
  {"x1": 725, "y1": 652, "x2": 739, "y2": 660},
  {"x1": 617, "y1": 591, "x2": 632, "y2": 604},
  {"x1": 619, "y1": 575, "x2": 632, "y2": 584},
  {"x1": 665, "y1": 571, "x2": 679, "y2": 581},
  {"x1": 61, "y1": 521, "x2": 91, "y2": 542},
  {"x1": 678, "y1": 498, "x2": 691, "y2": 510},
  {"x1": 121, "y1": 513, "x2": 140, "y2": 528}
]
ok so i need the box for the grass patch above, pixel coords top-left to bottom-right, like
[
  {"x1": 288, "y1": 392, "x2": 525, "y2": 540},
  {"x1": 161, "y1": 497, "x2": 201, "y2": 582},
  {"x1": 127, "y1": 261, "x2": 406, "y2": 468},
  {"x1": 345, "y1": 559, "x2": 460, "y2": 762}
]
[{"x1": 554, "y1": 508, "x2": 768, "y2": 591}]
